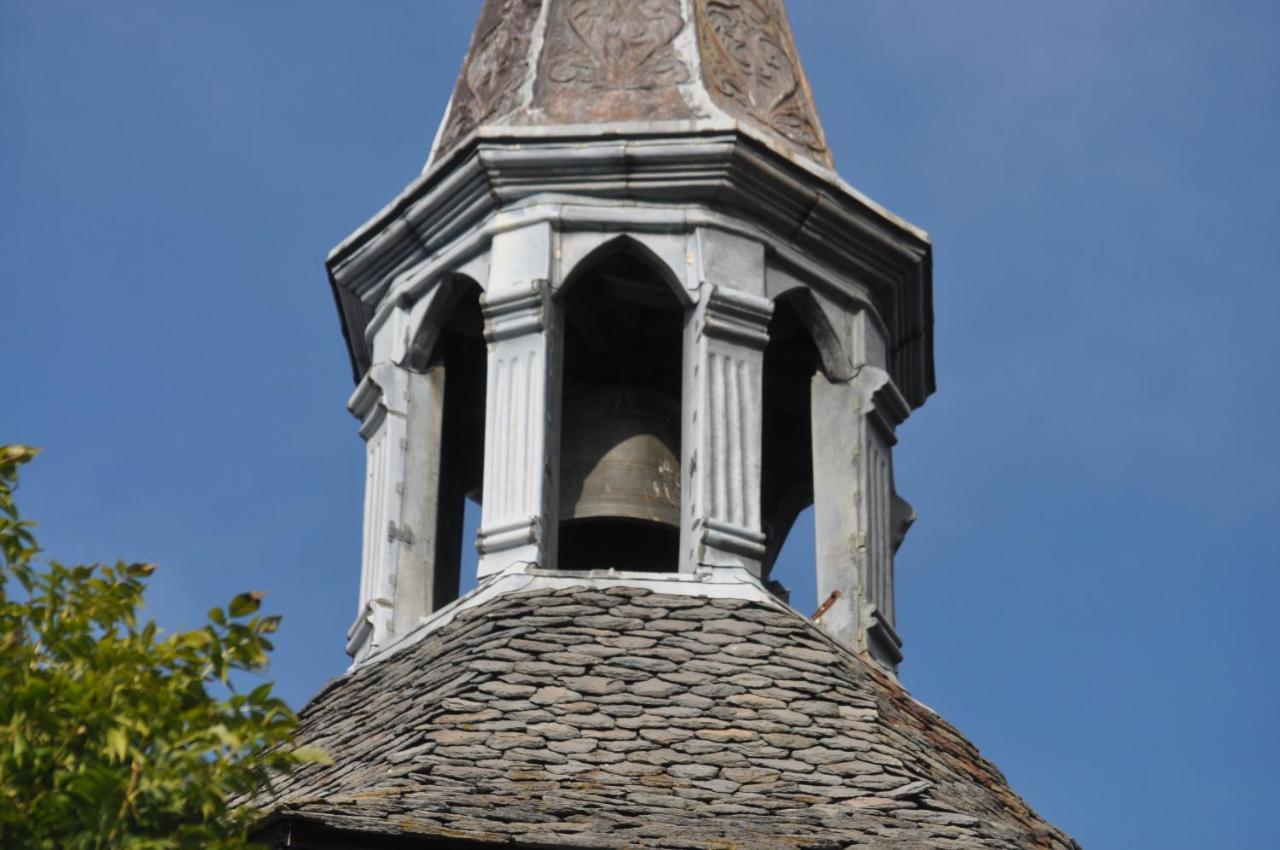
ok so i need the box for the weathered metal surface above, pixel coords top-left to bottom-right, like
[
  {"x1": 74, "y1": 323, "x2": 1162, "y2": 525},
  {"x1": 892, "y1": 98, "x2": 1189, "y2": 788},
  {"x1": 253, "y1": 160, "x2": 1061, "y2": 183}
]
[
  {"x1": 435, "y1": 0, "x2": 542, "y2": 156},
  {"x1": 431, "y1": 0, "x2": 834, "y2": 168},
  {"x1": 559, "y1": 386, "x2": 681, "y2": 527},
  {"x1": 695, "y1": 0, "x2": 831, "y2": 165},
  {"x1": 534, "y1": 0, "x2": 695, "y2": 122}
]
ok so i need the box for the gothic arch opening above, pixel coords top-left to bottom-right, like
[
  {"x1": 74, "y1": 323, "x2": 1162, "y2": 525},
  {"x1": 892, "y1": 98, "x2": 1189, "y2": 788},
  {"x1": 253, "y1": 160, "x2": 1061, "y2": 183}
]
[
  {"x1": 409, "y1": 277, "x2": 486, "y2": 611},
  {"x1": 761, "y1": 291, "x2": 825, "y2": 602},
  {"x1": 556, "y1": 242, "x2": 685, "y2": 572}
]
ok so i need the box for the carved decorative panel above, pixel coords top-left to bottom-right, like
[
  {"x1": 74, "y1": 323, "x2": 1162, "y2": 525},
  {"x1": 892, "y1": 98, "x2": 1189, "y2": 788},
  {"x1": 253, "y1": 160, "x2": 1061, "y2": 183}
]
[
  {"x1": 534, "y1": 0, "x2": 694, "y2": 122},
  {"x1": 437, "y1": 0, "x2": 542, "y2": 157},
  {"x1": 476, "y1": 280, "x2": 555, "y2": 576},
  {"x1": 683, "y1": 286, "x2": 772, "y2": 573},
  {"x1": 704, "y1": 349, "x2": 760, "y2": 529},
  {"x1": 694, "y1": 0, "x2": 830, "y2": 164}
]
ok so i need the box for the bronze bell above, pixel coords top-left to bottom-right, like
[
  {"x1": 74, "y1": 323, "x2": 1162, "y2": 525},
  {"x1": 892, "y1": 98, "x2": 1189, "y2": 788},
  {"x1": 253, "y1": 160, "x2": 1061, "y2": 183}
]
[{"x1": 558, "y1": 386, "x2": 681, "y2": 571}]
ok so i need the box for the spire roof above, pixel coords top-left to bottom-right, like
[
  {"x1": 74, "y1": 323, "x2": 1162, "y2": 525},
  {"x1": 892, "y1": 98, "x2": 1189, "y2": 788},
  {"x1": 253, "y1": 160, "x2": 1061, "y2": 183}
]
[{"x1": 429, "y1": 0, "x2": 833, "y2": 171}]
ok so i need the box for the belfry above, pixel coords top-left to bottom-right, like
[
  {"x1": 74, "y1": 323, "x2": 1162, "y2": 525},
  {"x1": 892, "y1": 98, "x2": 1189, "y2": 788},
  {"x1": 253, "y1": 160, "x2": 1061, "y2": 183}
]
[{"x1": 252, "y1": 2, "x2": 1080, "y2": 848}]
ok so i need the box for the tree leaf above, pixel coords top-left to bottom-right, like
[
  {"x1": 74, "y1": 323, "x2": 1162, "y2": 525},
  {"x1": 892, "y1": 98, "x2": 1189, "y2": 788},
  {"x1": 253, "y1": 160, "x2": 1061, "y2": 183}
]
[
  {"x1": 105, "y1": 727, "x2": 128, "y2": 763},
  {"x1": 227, "y1": 592, "x2": 264, "y2": 618},
  {"x1": 0, "y1": 444, "x2": 309, "y2": 847},
  {"x1": 290, "y1": 745, "x2": 333, "y2": 765},
  {"x1": 248, "y1": 682, "x2": 273, "y2": 705},
  {"x1": 181, "y1": 629, "x2": 214, "y2": 649}
]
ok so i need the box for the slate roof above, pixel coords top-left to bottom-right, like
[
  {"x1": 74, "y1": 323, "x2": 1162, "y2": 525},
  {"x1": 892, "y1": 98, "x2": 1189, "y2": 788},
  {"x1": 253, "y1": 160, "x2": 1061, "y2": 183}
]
[{"x1": 252, "y1": 585, "x2": 1079, "y2": 849}]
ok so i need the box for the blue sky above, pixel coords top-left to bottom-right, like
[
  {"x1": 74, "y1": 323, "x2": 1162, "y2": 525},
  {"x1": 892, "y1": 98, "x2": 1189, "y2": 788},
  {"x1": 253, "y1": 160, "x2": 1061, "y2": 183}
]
[{"x1": 3, "y1": 2, "x2": 1278, "y2": 847}]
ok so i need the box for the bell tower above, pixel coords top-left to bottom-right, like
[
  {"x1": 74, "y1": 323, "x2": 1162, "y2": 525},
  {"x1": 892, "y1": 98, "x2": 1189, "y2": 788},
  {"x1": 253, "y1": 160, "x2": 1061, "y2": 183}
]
[
  {"x1": 250, "y1": 5, "x2": 1081, "y2": 847},
  {"x1": 335, "y1": 0, "x2": 934, "y2": 672}
]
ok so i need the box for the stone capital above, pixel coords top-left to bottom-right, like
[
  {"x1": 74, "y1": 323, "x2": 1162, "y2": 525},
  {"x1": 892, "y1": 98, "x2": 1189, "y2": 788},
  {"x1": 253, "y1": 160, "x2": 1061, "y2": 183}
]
[
  {"x1": 481, "y1": 278, "x2": 550, "y2": 343},
  {"x1": 698, "y1": 285, "x2": 773, "y2": 350}
]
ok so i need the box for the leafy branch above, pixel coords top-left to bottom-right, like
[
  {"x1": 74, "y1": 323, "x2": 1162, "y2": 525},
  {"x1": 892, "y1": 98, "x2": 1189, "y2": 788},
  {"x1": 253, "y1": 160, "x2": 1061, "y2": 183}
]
[{"x1": 0, "y1": 446, "x2": 327, "y2": 850}]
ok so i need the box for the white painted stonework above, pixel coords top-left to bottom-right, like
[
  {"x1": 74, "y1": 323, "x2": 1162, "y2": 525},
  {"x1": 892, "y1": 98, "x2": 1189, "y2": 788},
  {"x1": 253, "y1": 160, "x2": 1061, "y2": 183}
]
[
  {"x1": 682, "y1": 282, "x2": 772, "y2": 576},
  {"x1": 335, "y1": 132, "x2": 932, "y2": 673},
  {"x1": 475, "y1": 223, "x2": 560, "y2": 578}
]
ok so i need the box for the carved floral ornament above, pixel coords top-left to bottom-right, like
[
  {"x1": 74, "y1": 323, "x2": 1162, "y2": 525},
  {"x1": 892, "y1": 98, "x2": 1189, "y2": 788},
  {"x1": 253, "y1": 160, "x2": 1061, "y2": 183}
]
[
  {"x1": 435, "y1": 0, "x2": 829, "y2": 165},
  {"x1": 545, "y1": 0, "x2": 691, "y2": 90},
  {"x1": 437, "y1": 0, "x2": 540, "y2": 154},
  {"x1": 695, "y1": 0, "x2": 829, "y2": 159}
]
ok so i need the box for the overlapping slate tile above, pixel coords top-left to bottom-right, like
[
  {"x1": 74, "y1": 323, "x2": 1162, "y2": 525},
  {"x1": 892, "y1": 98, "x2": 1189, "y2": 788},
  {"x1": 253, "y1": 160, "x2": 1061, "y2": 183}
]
[{"x1": 251, "y1": 586, "x2": 1079, "y2": 849}]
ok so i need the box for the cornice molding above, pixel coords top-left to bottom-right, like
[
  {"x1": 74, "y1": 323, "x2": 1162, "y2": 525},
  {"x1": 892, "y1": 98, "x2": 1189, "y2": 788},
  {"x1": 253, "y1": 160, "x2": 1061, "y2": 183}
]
[
  {"x1": 480, "y1": 279, "x2": 549, "y2": 343},
  {"x1": 700, "y1": 285, "x2": 773, "y2": 350},
  {"x1": 327, "y1": 129, "x2": 933, "y2": 408}
]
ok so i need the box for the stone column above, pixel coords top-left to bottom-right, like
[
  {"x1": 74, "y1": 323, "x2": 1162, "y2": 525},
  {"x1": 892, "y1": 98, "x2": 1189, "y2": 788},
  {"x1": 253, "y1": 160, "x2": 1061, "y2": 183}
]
[
  {"x1": 811, "y1": 363, "x2": 910, "y2": 671},
  {"x1": 680, "y1": 284, "x2": 773, "y2": 576},
  {"x1": 476, "y1": 223, "x2": 561, "y2": 576},
  {"x1": 391, "y1": 366, "x2": 447, "y2": 637},
  {"x1": 346, "y1": 362, "x2": 448, "y2": 660},
  {"x1": 810, "y1": 372, "x2": 864, "y2": 656}
]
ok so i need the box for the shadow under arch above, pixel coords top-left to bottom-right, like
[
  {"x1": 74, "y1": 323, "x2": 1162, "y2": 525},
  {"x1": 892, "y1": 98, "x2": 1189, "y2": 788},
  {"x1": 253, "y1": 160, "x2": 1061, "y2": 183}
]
[
  {"x1": 558, "y1": 233, "x2": 691, "y2": 307},
  {"x1": 555, "y1": 236, "x2": 688, "y2": 572},
  {"x1": 403, "y1": 273, "x2": 484, "y2": 373},
  {"x1": 768, "y1": 284, "x2": 853, "y2": 382},
  {"x1": 404, "y1": 273, "x2": 486, "y2": 611}
]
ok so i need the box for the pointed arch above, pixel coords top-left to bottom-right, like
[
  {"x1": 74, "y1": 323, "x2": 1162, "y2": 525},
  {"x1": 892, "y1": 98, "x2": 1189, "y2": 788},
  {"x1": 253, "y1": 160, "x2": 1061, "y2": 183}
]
[
  {"x1": 759, "y1": 291, "x2": 824, "y2": 587},
  {"x1": 555, "y1": 234, "x2": 688, "y2": 572},
  {"x1": 402, "y1": 272, "x2": 484, "y2": 373},
  {"x1": 772, "y1": 286, "x2": 853, "y2": 382},
  {"x1": 393, "y1": 271, "x2": 486, "y2": 618},
  {"x1": 558, "y1": 234, "x2": 692, "y2": 307}
]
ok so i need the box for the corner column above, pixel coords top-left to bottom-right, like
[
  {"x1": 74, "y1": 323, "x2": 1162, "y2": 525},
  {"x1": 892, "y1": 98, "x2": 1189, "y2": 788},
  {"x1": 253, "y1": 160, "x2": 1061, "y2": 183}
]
[
  {"x1": 811, "y1": 362, "x2": 911, "y2": 671},
  {"x1": 477, "y1": 223, "x2": 561, "y2": 576},
  {"x1": 346, "y1": 362, "x2": 446, "y2": 660},
  {"x1": 391, "y1": 365, "x2": 448, "y2": 636}
]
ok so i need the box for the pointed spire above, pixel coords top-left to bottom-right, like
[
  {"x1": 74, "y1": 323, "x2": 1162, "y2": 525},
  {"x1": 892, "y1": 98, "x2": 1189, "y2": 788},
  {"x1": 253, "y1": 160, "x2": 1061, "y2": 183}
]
[{"x1": 430, "y1": 0, "x2": 832, "y2": 170}]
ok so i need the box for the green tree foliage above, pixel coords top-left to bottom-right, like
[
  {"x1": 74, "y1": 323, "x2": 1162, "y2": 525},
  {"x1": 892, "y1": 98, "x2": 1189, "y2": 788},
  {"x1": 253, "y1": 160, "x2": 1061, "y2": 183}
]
[{"x1": 0, "y1": 446, "x2": 326, "y2": 849}]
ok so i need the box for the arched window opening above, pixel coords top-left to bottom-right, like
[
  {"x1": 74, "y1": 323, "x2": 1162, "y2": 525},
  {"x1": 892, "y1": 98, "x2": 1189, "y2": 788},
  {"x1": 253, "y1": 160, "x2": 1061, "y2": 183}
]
[
  {"x1": 425, "y1": 283, "x2": 486, "y2": 610},
  {"x1": 761, "y1": 294, "x2": 821, "y2": 600},
  {"x1": 557, "y1": 248, "x2": 684, "y2": 572}
]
